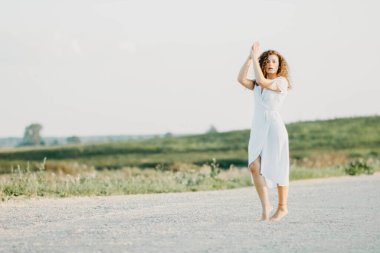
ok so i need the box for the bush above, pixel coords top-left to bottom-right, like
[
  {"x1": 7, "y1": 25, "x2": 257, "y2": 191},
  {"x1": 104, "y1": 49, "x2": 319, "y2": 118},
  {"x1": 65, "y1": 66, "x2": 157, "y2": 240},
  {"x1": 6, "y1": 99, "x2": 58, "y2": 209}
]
[
  {"x1": 210, "y1": 158, "x2": 221, "y2": 178},
  {"x1": 344, "y1": 159, "x2": 374, "y2": 175}
]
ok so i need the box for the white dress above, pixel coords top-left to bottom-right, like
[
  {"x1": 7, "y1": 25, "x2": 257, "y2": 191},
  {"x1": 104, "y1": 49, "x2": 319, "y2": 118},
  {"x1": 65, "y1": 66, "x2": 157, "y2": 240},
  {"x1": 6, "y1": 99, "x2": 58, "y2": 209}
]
[{"x1": 248, "y1": 76, "x2": 290, "y2": 189}]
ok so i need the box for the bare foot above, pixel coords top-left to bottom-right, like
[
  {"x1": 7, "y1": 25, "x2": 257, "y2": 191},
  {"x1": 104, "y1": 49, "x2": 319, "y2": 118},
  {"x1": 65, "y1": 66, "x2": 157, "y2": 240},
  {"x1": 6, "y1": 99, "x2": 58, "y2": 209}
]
[
  {"x1": 260, "y1": 205, "x2": 273, "y2": 221},
  {"x1": 270, "y1": 205, "x2": 288, "y2": 221}
]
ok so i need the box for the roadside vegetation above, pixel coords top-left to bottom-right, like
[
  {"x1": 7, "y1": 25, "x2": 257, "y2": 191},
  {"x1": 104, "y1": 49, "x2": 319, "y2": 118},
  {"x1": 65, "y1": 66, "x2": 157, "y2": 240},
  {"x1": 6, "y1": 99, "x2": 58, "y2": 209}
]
[{"x1": 1, "y1": 115, "x2": 379, "y2": 200}]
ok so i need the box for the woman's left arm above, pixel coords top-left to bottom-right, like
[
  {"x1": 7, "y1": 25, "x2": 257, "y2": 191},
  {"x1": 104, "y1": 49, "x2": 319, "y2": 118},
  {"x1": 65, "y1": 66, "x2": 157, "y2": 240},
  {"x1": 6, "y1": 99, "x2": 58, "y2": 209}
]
[{"x1": 250, "y1": 41, "x2": 280, "y2": 91}]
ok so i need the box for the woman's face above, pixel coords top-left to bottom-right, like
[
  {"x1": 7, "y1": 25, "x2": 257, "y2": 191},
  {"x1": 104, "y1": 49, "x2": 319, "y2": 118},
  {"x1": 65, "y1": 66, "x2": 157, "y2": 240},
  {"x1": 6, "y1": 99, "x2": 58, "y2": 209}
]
[{"x1": 265, "y1": 54, "x2": 279, "y2": 75}]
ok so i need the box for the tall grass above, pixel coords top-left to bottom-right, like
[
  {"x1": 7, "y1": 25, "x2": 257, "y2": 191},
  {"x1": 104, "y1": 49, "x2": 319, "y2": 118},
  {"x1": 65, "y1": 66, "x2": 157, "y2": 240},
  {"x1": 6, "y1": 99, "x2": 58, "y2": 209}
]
[
  {"x1": 0, "y1": 159, "x2": 251, "y2": 201},
  {"x1": 1, "y1": 157, "x2": 379, "y2": 201}
]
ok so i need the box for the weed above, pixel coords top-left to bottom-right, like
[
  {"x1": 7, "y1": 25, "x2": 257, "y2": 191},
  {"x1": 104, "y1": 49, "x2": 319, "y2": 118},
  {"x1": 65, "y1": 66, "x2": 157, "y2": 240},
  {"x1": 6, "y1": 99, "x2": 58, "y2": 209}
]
[
  {"x1": 344, "y1": 159, "x2": 374, "y2": 175},
  {"x1": 210, "y1": 158, "x2": 221, "y2": 178}
]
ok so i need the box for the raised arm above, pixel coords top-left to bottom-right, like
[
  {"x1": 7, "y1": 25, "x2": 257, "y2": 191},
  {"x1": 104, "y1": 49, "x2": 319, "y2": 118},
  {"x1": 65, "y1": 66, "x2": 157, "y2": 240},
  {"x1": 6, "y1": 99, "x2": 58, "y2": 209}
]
[
  {"x1": 237, "y1": 54, "x2": 255, "y2": 90},
  {"x1": 251, "y1": 41, "x2": 277, "y2": 90}
]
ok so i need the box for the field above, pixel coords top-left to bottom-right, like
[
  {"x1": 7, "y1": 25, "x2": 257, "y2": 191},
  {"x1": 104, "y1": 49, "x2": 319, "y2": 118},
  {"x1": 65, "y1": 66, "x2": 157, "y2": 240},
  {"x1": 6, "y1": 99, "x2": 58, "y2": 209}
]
[{"x1": 0, "y1": 115, "x2": 379, "y2": 199}]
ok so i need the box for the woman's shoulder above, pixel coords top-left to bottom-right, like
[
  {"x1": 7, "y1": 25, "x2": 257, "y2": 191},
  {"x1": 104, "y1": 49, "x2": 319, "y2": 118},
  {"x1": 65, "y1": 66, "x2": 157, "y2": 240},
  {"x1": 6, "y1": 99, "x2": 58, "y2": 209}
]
[
  {"x1": 275, "y1": 76, "x2": 289, "y2": 86},
  {"x1": 276, "y1": 76, "x2": 288, "y2": 82},
  {"x1": 275, "y1": 76, "x2": 289, "y2": 93}
]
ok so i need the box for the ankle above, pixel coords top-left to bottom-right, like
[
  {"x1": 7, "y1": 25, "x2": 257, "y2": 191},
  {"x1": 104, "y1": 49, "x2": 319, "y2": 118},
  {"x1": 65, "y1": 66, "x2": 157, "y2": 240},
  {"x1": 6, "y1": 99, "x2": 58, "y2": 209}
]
[
  {"x1": 263, "y1": 203, "x2": 272, "y2": 209},
  {"x1": 262, "y1": 205, "x2": 272, "y2": 213},
  {"x1": 278, "y1": 204, "x2": 288, "y2": 210}
]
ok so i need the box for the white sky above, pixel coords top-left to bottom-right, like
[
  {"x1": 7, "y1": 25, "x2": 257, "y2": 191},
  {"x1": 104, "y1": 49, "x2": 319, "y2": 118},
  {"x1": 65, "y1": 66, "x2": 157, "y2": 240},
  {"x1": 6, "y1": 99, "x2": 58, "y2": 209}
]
[{"x1": 1, "y1": 0, "x2": 379, "y2": 137}]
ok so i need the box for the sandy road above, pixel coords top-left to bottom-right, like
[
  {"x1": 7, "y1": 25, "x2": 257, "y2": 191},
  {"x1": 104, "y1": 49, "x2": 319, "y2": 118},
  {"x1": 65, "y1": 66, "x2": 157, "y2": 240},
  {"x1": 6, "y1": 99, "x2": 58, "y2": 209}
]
[{"x1": 1, "y1": 173, "x2": 380, "y2": 253}]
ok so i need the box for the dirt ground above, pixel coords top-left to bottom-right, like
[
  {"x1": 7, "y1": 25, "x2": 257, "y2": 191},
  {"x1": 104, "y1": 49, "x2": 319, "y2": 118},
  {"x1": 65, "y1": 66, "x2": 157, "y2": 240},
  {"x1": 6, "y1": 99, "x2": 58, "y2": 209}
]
[{"x1": 1, "y1": 173, "x2": 380, "y2": 253}]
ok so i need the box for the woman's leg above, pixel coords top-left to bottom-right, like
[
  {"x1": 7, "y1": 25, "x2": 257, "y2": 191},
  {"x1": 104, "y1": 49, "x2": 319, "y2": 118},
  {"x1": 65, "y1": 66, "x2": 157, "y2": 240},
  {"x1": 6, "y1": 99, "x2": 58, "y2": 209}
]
[
  {"x1": 270, "y1": 185, "x2": 289, "y2": 221},
  {"x1": 249, "y1": 156, "x2": 272, "y2": 221}
]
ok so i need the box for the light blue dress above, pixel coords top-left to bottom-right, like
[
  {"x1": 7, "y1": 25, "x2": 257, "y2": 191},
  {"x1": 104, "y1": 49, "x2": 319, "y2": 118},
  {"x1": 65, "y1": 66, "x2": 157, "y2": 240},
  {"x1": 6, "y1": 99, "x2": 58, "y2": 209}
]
[{"x1": 248, "y1": 76, "x2": 290, "y2": 188}]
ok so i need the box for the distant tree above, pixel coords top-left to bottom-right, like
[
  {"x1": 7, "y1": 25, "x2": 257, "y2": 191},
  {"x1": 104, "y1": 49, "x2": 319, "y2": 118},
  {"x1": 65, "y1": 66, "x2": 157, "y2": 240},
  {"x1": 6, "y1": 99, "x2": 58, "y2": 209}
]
[
  {"x1": 51, "y1": 139, "x2": 60, "y2": 145},
  {"x1": 207, "y1": 124, "x2": 218, "y2": 134},
  {"x1": 20, "y1": 123, "x2": 43, "y2": 146},
  {"x1": 164, "y1": 132, "x2": 173, "y2": 138},
  {"x1": 66, "y1": 136, "x2": 81, "y2": 144}
]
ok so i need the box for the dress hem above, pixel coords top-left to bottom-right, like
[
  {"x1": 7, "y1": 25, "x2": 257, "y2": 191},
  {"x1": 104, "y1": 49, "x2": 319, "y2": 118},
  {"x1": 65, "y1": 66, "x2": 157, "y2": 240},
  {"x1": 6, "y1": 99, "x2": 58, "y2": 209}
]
[{"x1": 249, "y1": 171, "x2": 289, "y2": 189}]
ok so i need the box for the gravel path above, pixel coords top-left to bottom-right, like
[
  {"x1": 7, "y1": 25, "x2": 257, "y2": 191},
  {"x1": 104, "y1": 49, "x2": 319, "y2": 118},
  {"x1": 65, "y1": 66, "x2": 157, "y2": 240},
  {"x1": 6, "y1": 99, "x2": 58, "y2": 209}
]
[{"x1": 1, "y1": 173, "x2": 380, "y2": 253}]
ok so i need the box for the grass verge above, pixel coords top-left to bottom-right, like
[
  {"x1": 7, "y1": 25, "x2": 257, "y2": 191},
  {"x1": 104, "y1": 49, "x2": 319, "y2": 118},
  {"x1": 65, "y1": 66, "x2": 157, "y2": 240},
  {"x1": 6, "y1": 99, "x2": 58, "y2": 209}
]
[{"x1": 1, "y1": 158, "x2": 379, "y2": 201}]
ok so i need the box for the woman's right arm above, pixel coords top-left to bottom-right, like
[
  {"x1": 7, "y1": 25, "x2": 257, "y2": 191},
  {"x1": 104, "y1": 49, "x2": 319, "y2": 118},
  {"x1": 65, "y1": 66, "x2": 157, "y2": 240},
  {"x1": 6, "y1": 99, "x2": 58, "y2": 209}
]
[{"x1": 237, "y1": 55, "x2": 255, "y2": 90}]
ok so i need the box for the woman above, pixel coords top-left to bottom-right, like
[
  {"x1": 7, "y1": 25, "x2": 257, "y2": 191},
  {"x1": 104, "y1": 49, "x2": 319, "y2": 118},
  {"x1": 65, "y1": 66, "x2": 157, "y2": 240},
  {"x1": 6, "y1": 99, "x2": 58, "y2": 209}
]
[{"x1": 237, "y1": 41, "x2": 292, "y2": 221}]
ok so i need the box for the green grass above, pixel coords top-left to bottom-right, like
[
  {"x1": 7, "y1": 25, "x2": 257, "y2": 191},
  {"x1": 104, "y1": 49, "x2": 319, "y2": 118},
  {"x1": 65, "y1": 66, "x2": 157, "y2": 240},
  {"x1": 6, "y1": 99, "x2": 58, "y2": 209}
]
[
  {"x1": 1, "y1": 160, "x2": 379, "y2": 201},
  {"x1": 0, "y1": 161, "x2": 251, "y2": 200},
  {"x1": 1, "y1": 115, "x2": 379, "y2": 173}
]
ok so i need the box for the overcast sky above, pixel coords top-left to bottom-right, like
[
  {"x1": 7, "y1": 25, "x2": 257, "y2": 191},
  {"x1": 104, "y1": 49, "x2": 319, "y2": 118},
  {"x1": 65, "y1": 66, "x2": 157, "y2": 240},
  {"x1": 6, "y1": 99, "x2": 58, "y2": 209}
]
[{"x1": 1, "y1": 0, "x2": 379, "y2": 138}]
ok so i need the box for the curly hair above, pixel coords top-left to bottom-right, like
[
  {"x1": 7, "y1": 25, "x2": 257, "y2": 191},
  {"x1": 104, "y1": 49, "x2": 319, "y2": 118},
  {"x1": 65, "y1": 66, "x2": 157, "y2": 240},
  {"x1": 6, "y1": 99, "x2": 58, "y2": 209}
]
[{"x1": 255, "y1": 50, "x2": 292, "y2": 90}]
